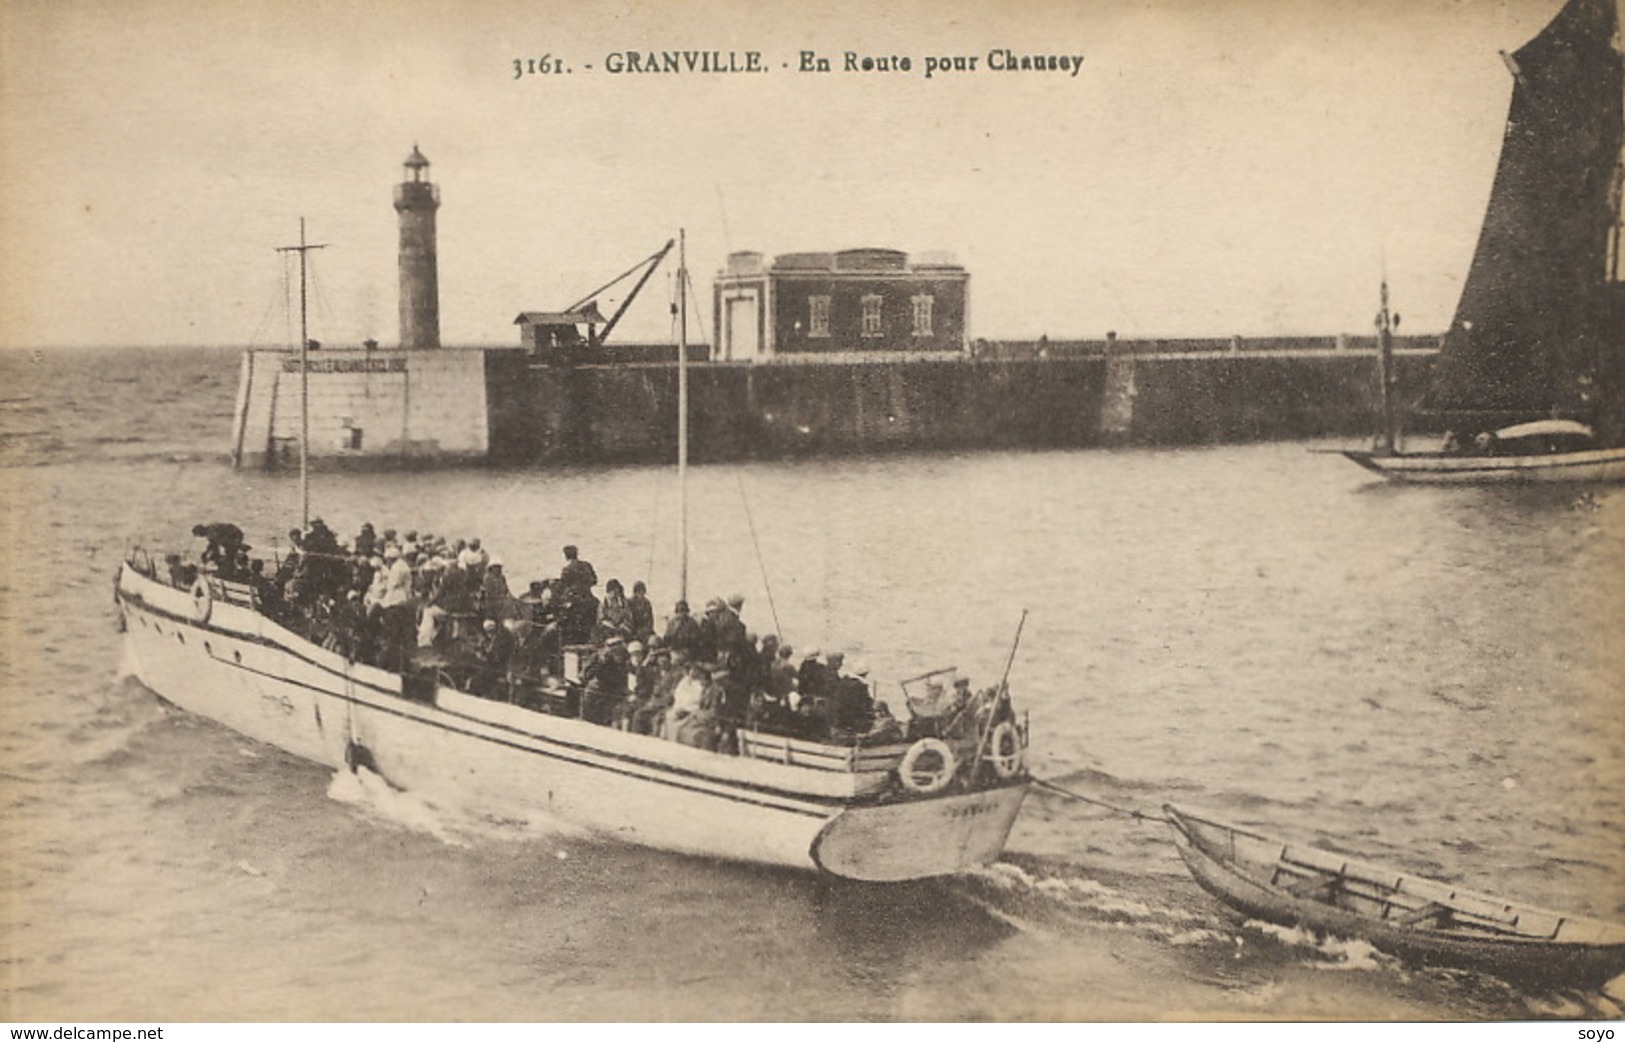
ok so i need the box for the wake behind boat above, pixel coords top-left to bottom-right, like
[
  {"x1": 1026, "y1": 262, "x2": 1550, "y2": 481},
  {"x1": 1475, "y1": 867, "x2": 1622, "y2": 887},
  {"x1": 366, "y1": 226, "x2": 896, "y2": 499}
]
[
  {"x1": 1164, "y1": 805, "x2": 1625, "y2": 989},
  {"x1": 1344, "y1": 0, "x2": 1625, "y2": 485}
]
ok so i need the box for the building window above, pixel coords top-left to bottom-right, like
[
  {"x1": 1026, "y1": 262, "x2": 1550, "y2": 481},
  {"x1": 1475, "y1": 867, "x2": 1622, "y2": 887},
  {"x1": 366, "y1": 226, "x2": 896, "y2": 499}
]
[
  {"x1": 809, "y1": 295, "x2": 831, "y2": 338},
  {"x1": 911, "y1": 294, "x2": 934, "y2": 337},
  {"x1": 861, "y1": 295, "x2": 883, "y2": 338}
]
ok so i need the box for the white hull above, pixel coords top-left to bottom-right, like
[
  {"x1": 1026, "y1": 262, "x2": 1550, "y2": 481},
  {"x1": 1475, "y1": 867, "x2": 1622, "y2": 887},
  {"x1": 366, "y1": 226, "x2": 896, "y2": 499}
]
[
  {"x1": 1342, "y1": 447, "x2": 1625, "y2": 485},
  {"x1": 114, "y1": 564, "x2": 1027, "y2": 881}
]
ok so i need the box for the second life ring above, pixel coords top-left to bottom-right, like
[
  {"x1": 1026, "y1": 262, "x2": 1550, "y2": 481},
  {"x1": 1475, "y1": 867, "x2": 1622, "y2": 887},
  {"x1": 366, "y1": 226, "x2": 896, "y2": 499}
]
[
  {"x1": 984, "y1": 720, "x2": 1024, "y2": 780},
  {"x1": 899, "y1": 738, "x2": 957, "y2": 795},
  {"x1": 189, "y1": 577, "x2": 213, "y2": 624}
]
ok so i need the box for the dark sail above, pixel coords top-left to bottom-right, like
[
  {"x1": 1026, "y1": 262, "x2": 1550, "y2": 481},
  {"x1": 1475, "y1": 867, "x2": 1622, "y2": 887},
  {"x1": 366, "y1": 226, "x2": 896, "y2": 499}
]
[{"x1": 1430, "y1": 0, "x2": 1624, "y2": 440}]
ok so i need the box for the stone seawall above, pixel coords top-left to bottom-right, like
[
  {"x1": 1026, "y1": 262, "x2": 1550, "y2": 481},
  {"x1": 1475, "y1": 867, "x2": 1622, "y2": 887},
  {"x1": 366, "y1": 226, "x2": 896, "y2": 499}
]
[
  {"x1": 232, "y1": 339, "x2": 1437, "y2": 469},
  {"x1": 232, "y1": 348, "x2": 488, "y2": 469}
]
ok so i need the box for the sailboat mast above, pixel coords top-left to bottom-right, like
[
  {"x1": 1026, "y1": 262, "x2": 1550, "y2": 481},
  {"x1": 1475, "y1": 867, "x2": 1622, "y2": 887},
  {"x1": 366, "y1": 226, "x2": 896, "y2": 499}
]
[
  {"x1": 677, "y1": 228, "x2": 689, "y2": 604},
  {"x1": 1610, "y1": 153, "x2": 1623, "y2": 284},
  {"x1": 1376, "y1": 279, "x2": 1397, "y2": 456},
  {"x1": 276, "y1": 219, "x2": 327, "y2": 528}
]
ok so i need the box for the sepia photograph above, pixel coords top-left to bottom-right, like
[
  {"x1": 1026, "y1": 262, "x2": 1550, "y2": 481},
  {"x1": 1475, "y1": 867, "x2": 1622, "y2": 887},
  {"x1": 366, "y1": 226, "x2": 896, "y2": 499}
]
[{"x1": 1, "y1": 0, "x2": 1622, "y2": 1026}]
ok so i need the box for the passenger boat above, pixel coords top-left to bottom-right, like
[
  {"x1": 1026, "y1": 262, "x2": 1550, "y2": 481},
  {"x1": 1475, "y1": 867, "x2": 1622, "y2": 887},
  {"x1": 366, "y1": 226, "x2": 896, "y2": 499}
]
[
  {"x1": 1342, "y1": 0, "x2": 1625, "y2": 485},
  {"x1": 1164, "y1": 805, "x2": 1625, "y2": 988},
  {"x1": 113, "y1": 231, "x2": 1031, "y2": 882}
]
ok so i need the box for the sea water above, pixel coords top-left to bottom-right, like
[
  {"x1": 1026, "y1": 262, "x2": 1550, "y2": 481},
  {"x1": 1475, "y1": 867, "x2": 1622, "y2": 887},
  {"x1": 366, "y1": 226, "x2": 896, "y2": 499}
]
[{"x1": 1, "y1": 346, "x2": 1621, "y2": 1021}]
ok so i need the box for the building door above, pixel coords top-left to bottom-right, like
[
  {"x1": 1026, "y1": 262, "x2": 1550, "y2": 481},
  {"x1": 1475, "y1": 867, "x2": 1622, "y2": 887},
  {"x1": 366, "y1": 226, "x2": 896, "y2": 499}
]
[{"x1": 725, "y1": 294, "x2": 761, "y2": 360}]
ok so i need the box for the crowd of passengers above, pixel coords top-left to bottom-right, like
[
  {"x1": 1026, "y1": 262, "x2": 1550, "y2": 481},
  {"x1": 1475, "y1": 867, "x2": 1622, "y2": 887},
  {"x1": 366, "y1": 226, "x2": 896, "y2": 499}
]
[{"x1": 167, "y1": 520, "x2": 928, "y2": 754}]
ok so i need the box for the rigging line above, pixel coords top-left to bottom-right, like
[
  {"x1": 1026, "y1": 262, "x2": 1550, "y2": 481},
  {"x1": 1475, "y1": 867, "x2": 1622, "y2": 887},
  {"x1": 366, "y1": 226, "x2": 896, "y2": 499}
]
[
  {"x1": 684, "y1": 266, "x2": 710, "y2": 345},
  {"x1": 247, "y1": 274, "x2": 287, "y2": 350},
  {"x1": 283, "y1": 252, "x2": 296, "y2": 348},
  {"x1": 734, "y1": 472, "x2": 783, "y2": 639},
  {"x1": 307, "y1": 252, "x2": 334, "y2": 333},
  {"x1": 1031, "y1": 776, "x2": 1168, "y2": 824},
  {"x1": 646, "y1": 469, "x2": 663, "y2": 587},
  {"x1": 714, "y1": 185, "x2": 734, "y2": 255}
]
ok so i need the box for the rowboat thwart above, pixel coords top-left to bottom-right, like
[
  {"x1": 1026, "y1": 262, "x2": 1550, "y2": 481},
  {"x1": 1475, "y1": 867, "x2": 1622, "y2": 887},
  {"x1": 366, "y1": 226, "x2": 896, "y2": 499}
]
[{"x1": 1164, "y1": 805, "x2": 1625, "y2": 988}]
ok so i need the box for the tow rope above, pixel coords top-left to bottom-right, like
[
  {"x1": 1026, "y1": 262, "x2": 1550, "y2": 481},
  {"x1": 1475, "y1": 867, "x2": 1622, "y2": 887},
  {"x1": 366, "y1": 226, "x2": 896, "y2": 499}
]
[{"x1": 1032, "y1": 776, "x2": 1169, "y2": 824}]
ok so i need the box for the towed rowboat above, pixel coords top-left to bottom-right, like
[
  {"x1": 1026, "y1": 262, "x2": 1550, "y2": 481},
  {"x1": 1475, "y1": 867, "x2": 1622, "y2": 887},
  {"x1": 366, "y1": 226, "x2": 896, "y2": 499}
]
[{"x1": 1164, "y1": 805, "x2": 1625, "y2": 988}]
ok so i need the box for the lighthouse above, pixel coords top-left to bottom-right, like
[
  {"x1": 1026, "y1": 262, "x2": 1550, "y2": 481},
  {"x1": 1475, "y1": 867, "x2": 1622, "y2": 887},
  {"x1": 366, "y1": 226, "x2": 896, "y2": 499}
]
[{"x1": 394, "y1": 145, "x2": 441, "y2": 349}]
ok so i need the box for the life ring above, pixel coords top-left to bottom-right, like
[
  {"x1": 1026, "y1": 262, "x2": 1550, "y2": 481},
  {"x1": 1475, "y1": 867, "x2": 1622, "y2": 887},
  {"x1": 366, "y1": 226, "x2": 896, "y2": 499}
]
[
  {"x1": 984, "y1": 720, "x2": 1024, "y2": 780},
  {"x1": 899, "y1": 738, "x2": 957, "y2": 795},
  {"x1": 129, "y1": 546, "x2": 154, "y2": 578},
  {"x1": 189, "y1": 577, "x2": 213, "y2": 624}
]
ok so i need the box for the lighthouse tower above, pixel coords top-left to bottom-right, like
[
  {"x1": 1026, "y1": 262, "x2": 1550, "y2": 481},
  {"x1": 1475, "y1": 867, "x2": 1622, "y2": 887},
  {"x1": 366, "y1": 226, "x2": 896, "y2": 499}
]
[{"x1": 394, "y1": 145, "x2": 441, "y2": 349}]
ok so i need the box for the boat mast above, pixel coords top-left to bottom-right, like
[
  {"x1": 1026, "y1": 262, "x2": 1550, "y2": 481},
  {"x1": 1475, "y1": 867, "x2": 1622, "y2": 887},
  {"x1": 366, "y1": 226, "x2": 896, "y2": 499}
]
[
  {"x1": 1375, "y1": 278, "x2": 1398, "y2": 456},
  {"x1": 677, "y1": 228, "x2": 689, "y2": 604},
  {"x1": 277, "y1": 219, "x2": 327, "y2": 528},
  {"x1": 1610, "y1": 152, "x2": 1623, "y2": 284}
]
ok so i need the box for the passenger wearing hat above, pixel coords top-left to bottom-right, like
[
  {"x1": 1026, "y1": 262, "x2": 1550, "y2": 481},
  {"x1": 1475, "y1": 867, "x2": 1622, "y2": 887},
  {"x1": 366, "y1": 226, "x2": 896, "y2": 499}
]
[
  {"x1": 379, "y1": 545, "x2": 414, "y2": 608},
  {"x1": 768, "y1": 643, "x2": 798, "y2": 701},
  {"x1": 353, "y1": 523, "x2": 378, "y2": 559},
  {"x1": 629, "y1": 647, "x2": 681, "y2": 736},
  {"x1": 581, "y1": 635, "x2": 630, "y2": 726},
  {"x1": 668, "y1": 660, "x2": 708, "y2": 720},
  {"x1": 559, "y1": 544, "x2": 597, "y2": 594},
  {"x1": 192, "y1": 522, "x2": 247, "y2": 579},
  {"x1": 479, "y1": 556, "x2": 512, "y2": 623},
  {"x1": 468, "y1": 618, "x2": 514, "y2": 697},
  {"x1": 708, "y1": 664, "x2": 750, "y2": 753},
  {"x1": 597, "y1": 578, "x2": 634, "y2": 641},
  {"x1": 794, "y1": 650, "x2": 834, "y2": 736},
  {"x1": 460, "y1": 539, "x2": 488, "y2": 583},
  {"x1": 371, "y1": 545, "x2": 419, "y2": 670},
  {"x1": 628, "y1": 580, "x2": 655, "y2": 643},
  {"x1": 715, "y1": 595, "x2": 750, "y2": 669},
  {"x1": 797, "y1": 649, "x2": 829, "y2": 702},
  {"x1": 695, "y1": 598, "x2": 725, "y2": 663},
  {"x1": 828, "y1": 657, "x2": 876, "y2": 735},
  {"x1": 663, "y1": 599, "x2": 702, "y2": 659},
  {"x1": 673, "y1": 664, "x2": 723, "y2": 751}
]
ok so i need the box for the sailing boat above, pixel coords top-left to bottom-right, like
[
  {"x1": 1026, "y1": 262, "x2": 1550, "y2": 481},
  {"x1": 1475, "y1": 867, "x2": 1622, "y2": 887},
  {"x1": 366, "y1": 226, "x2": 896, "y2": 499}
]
[
  {"x1": 1343, "y1": 0, "x2": 1625, "y2": 484},
  {"x1": 112, "y1": 231, "x2": 1031, "y2": 881}
]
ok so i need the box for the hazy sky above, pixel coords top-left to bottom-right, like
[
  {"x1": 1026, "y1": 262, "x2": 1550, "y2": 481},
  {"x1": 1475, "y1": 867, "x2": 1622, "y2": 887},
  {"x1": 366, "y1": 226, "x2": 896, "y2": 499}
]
[{"x1": 0, "y1": 0, "x2": 1587, "y2": 349}]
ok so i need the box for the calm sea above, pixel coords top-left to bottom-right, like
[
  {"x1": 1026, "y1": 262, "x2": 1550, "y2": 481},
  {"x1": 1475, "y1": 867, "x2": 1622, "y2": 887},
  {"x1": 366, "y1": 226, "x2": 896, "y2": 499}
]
[{"x1": 1, "y1": 346, "x2": 1621, "y2": 1021}]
